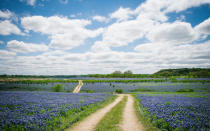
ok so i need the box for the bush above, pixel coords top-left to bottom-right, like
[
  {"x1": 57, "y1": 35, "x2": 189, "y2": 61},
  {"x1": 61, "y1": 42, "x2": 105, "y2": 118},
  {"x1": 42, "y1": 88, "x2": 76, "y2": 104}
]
[
  {"x1": 86, "y1": 90, "x2": 94, "y2": 93},
  {"x1": 52, "y1": 84, "x2": 64, "y2": 92},
  {"x1": 176, "y1": 88, "x2": 194, "y2": 92},
  {"x1": 115, "y1": 89, "x2": 123, "y2": 94}
]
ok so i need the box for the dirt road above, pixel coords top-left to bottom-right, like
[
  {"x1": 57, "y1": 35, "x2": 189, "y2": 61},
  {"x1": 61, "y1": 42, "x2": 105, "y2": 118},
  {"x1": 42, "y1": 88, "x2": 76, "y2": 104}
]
[
  {"x1": 120, "y1": 94, "x2": 144, "y2": 131},
  {"x1": 72, "y1": 80, "x2": 83, "y2": 93},
  {"x1": 66, "y1": 95, "x2": 124, "y2": 131}
]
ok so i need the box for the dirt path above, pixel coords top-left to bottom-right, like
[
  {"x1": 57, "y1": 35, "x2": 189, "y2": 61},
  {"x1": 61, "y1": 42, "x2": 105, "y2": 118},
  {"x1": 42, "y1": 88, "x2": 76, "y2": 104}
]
[
  {"x1": 120, "y1": 94, "x2": 144, "y2": 131},
  {"x1": 66, "y1": 94, "x2": 124, "y2": 131},
  {"x1": 72, "y1": 80, "x2": 83, "y2": 93}
]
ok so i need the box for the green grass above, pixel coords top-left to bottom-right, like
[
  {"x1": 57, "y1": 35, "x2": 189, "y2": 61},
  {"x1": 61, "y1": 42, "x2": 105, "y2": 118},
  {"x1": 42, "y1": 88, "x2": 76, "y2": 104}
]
[
  {"x1": 94, "y1": 96, "x2": 127, "y2": 131},
  {"x1": 132, "y1": 91, "x2": 207, "y2": 98},
  {"x1": 132, "y1": 94, "x2": 160, "y2": 131},
  {"x1": 64, "y1": 95, "x2": 117, "y2": 131},
  {"x1": 130, "y1": 87, "x2": 154, "y2": 92}
]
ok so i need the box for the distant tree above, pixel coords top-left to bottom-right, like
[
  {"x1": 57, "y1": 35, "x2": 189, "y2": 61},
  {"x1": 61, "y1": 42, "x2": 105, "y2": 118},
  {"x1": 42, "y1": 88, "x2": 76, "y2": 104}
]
[
  {"x1": 112, "y1": 71, "x2": 122, "y2": 74},
  {"x1": 124, "y1": 70, "x2": 133, "y2": 74}
]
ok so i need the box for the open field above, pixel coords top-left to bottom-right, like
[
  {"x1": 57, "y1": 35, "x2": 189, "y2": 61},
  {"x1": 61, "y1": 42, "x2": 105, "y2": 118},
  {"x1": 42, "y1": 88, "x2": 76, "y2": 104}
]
[
  {"x1": 0, "y1": 77, "x2": 209, "y2": 131},
  {"x1": 0, "y1": 91, "x2": 114, "y2": 130}
]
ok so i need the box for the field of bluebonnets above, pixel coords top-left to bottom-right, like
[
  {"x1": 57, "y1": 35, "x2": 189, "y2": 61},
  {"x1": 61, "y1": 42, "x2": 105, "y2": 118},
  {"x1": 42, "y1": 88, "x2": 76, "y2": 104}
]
[
  {"x1": 81, "y1": 82, "x2": 210, "y2": 93},
  {"x1": 135, "y1": 93, "x2": 210, "y2": 130},
  {"x1": 0, "y1": 77, "x2": 210, "y2": 130},
  {"x1": 0, "y1": 91, "x2": 113, "y2": 130}
]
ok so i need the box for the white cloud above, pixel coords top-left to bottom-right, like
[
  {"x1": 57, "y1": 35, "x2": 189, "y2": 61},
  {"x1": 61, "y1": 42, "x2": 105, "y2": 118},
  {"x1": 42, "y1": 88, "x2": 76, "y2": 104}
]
[
  {"x1": 59, "y1": 0, "x2": 68, "y2": 4},
  {"x1": 0, "y1": 20, "x2": 24, "y2": 36},
  {"x1": 0, "y1": 10, "x2": 14, "y2": 19},
  {"x1": 21, "y1": 15, "x2": 103, "y2": 50},
  {"x1": 0, "y1": 50, "x2": 16, "y2": 59},
  {"x1": 93, "y1": 15, "x2": 109, "y2": 23},
  {"x1": 101, "y1": 18, "x2": 154, "y2": 47},
  {"x1": 91, "y1": 41, "x2": 111, "y2": 52},
  {"x1": 20, "y1": 0, "x2": 36, "y2": 6},
  {"x1": 0, "y1": 41, "x2": 4, "y2": 44},
  {"x1": 134, "y1": 0, "x2": 210, "y2": 22},
  {"x1": 1, "y1": 0, "x2": 210, "y2": 75},
  {"x1": 164, "y1": 0, "x2": 210, "y2": 13},
  {"x1": 110, "y1": 7, "x2": 133, "y2": 22},
  {"x1": 147, "y1": 21, "x2": 199, "y2": 44},
  {"x1": 7, "y1": 40, "x2": 49, "y2": 54},
  {"x1": 195, "y1": 17, "x2": 210, "y2": 35},
  {"x1": 49, "y1": 27, "x2": 104, "y2": 50},
  {"x1": 177, "y1": 15, "x2": 186, "y2": 21}
]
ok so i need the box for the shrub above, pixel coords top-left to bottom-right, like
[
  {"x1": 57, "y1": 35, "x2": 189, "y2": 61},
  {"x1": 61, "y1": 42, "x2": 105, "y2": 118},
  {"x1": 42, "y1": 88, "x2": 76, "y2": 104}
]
[
  {"x1": 52, "y1": 84, "x2": 64, "y2": 92},
  {"x1": 115, "y1": 89, "x2": 123, "y2": 94},
  {"x1": 86, "y1": 90, "x2": 94, "y2": 93},
  {"x1": 176, "y1": 88, "x2": 194, "y2": 92}
]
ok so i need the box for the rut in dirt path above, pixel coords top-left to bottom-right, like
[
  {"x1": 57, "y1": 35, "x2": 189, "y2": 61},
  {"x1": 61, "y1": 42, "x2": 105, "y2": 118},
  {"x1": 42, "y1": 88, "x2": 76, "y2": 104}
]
[
  {"x1": 120, "y1": 94, "x2": 144, "y2": 131},
  {"x1": 72, "y1": 80, "x2": 83, "y2": 93},
  {"x1": 66, "y1": 95, "x2": 124, "y2": 131}
]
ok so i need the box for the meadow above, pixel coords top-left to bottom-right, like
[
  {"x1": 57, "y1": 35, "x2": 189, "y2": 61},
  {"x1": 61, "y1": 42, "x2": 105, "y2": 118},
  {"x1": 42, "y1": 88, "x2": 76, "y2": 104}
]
[
  {"x1": 0, "y1": 77, "x2": 209, "y2": 130},
  {"x1": 135, "y1": 93, "x2": 210, "y2": 130},
  {"x1": 0, "y1": 91, "x2": 114, "y2": 130}
]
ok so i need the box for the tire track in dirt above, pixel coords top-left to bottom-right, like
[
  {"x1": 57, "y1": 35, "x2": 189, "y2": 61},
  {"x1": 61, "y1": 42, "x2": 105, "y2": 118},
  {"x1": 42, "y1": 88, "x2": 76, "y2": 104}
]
[
  {"x1": 120, "y1": 94, "x2": 144, "y2": 131},
  {"x1": 66, "y1": 94, "x2": 124, "y2": 131}
]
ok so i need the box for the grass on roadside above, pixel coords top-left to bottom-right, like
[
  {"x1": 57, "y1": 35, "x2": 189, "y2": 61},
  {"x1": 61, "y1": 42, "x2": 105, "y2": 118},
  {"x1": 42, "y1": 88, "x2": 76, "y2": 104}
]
[
  {"x1": 132, "y1": 94, "x2": 160, "y2": 131},
  {"x1": 64, "y1": 95, "x2": 117, "y2": 131},
  {"x1": 95, "y1": 95, "x2": 127, "y2": 131}
]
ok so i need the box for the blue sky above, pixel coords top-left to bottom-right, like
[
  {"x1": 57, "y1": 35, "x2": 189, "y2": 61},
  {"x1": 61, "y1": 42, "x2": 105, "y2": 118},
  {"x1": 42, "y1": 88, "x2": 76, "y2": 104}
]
[{"x1": 0, "y1": 0, "x2": 210, "y2": 75}]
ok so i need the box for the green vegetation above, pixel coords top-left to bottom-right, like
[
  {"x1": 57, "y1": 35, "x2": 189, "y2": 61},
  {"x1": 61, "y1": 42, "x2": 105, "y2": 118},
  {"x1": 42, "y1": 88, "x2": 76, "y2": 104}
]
[
  {"x1": 95, "y1": 96, "x2": 127, "y2": 131},
  {"x1": 130, "y1": 88, "x2": 153, "y2": 92},
  {"x1": 1, "y1": 68, "x2": 210, "y2": 79},
  {"x1": 1, "y1": 79, "x2": 78, "y2": 84},
  {"x1": 83, "y1": 79, "x2": 168, "y2": 83},
  {"x1": 115, "y1": 89, "x2": 123, "y2": 94},
  {"x1": 82, "y1": 89, "x2": 95, "y2": 93},
  {"x1": 154, "y1": 68, "x2": 210, "y2": 77},
  {"x1": 52, "y1": 84, "x2": 64, "y2": 92},
  {"x1": 132, "y1": 94, "x2": 160, "y2": 131},
  {"x1": 176, "y1": 88, "x2": 194, "y2": 92},
  {"x1": 1, "y1": 78, "x2": 210, "y2": 85},
  {"x1": 65, "y1": 95, "x2": 117, "y2": 130}
]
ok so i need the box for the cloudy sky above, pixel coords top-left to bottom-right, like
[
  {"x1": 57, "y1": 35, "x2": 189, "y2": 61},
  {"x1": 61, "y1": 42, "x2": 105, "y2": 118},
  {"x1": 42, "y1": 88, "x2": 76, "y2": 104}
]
[{"x1": 0, "y1": 0, "x2": 210, "y2": 75}]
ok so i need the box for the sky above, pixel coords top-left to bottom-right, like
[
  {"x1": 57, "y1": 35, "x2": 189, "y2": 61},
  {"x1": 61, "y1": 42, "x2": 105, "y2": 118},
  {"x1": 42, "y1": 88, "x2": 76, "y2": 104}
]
[{"x1": 0, "y1": 0, "x2": 210, "y2": 75}]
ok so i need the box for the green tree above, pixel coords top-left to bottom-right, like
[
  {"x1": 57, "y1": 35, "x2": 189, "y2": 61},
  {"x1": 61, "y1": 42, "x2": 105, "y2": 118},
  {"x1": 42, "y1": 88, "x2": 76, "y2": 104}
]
[
  {"x1": 112, "y1": 71, "x2": 122, "y2": 74},
  {"x1": 124, "y1": 70, "x2": 133, "y2": 74}
]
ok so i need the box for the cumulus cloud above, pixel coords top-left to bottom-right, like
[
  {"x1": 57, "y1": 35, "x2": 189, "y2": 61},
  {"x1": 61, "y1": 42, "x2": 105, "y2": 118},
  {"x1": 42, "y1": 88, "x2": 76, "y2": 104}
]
[
  {"x1": 0, "y1": 10, "x2": 14, "y2": 19},
  {"x1": 147, "y1": 21, "x2": 199, "y2": 44},
  {"x1": 92, "y1": 15, "x2": 109, "y2": 23},
  {"x1": 101, "y1": 18, "x2": 154, "y2": 47},
  {"x1": 7, "y1": 40, "x2": 49, "y2": 54},
  {"x1": 135, "y1": 0, "x2": 210, "y2": 15},
  {"x1": 91, "y1": 41, "x2": 111, "y2": 52},
  {"x1": 0, "y1": 20, "x2": 24, "y2": 36},
  {"x1": 195, "y1": 17, "x2": 210, "y2": 35},
  {"x1": 20, "y1": 0, "x2": 36, "y2": 6},
  {"x1": 21, "y1": 16, "x2": 103, "y2": 50},
  {"x1": 1, "y1": 0, "x2": 210, "y2": 75},
  {"x1": 0, "y1": 50, "x2": 16, "y2": 59},
  {"x1": 110, "y1": 7, "x2": 133, "y2": 22}
]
